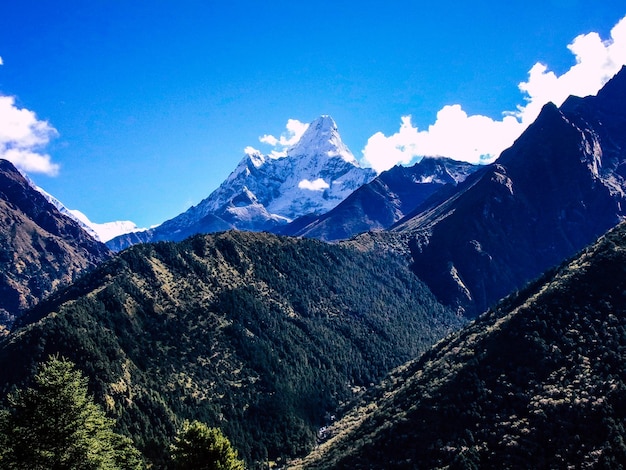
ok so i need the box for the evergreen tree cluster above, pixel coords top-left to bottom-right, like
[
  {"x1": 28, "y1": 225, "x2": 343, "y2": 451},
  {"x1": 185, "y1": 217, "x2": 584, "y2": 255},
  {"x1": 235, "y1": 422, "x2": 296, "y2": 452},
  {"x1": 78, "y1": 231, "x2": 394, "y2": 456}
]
[
  {"x1": 0, "y1": 357, "x2": 245, "y2": 470},
  {"x1": 170, "y1": 420, "x2": 244, "y2": 470},
  {"x1": 0, "y1": 356, "x2": 143, "y2": 470}
]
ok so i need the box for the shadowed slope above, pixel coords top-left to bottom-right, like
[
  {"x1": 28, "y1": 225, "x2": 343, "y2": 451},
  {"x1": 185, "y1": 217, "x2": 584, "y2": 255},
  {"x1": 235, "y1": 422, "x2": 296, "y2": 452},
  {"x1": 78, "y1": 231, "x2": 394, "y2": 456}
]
[{"x1": 390, "y1": 66, "x2": 626, "y2": 317}]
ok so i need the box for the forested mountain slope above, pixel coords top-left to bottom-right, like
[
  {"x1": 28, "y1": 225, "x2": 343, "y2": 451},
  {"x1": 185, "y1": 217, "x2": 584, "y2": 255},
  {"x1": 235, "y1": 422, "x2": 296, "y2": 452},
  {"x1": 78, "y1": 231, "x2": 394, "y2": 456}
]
[
  {"x1": 293, "y1": 221, "x2": 626, "y2": 469},
  {"x1": 0, "y1": 230, "x2": 461, "y2": 468}
]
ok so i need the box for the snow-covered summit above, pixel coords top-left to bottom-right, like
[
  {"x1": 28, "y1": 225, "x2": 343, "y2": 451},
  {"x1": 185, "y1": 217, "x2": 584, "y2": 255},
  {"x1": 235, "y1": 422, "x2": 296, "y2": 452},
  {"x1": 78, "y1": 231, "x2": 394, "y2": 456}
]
[
  {"x1": 192, "y1": 114, "x2": 375, "y2": 222},
  {"x1": 288, "y1": 115, "x2": 357, "y2": 164}
]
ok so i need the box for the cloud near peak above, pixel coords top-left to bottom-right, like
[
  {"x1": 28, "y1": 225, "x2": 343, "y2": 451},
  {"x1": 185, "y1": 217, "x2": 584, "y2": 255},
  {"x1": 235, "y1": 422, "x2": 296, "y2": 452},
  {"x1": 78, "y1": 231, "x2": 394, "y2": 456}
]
[
  {"x1": 260, "y1": 119, "x2": 309, "y2": 147},
  {"x1": 298, "y1": 178, "x2": 329, "y2": 191},
  {"x1": 0, "y1": 95, "x2": 60, "y2": 176},
  {"x1": 362, "y1": 15, "x2": 626, "y2": 173},
  {"x1": 258, "y1": 118, "x2": 309, "y2": 158}
]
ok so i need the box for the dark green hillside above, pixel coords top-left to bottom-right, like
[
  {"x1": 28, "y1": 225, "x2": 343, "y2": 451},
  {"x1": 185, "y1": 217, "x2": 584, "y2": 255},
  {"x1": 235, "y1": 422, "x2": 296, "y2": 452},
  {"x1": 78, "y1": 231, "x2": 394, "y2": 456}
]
[
  {"x1": 0, "y1": 230, "x2": 461, "y2": 468},
  {"x1": 293, "y1": 221, "x2": 626, "y2": 469}
]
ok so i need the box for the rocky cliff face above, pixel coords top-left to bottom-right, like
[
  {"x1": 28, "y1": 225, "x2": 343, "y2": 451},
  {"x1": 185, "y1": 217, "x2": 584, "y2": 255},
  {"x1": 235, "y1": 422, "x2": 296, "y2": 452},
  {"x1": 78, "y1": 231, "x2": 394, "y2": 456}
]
[{"x1": 0, "y1": 159, "x2": 110, "y2": 328}]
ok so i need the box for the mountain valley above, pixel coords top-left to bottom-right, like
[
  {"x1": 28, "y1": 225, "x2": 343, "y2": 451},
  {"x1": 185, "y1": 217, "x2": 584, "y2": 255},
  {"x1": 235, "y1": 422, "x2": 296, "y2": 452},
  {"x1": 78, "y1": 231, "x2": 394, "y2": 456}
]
[{"x1": 1, "y1": 65, "x2": 626, "y2": 470}]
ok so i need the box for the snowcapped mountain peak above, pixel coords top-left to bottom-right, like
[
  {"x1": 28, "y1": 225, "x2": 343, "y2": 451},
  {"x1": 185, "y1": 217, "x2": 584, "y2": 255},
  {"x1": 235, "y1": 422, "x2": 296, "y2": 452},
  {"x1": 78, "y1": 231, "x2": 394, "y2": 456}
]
[
  {"x1": 245, "y1": 148, "x2": 266, "y2": 168},
  {"x1": 108, "y1": 116, "x2": 377, "y2": 250},
  {"x1": 308, "y1": 114, "x2": 338, "y2": 136},
  {"x1": 288, "y1": 115, "x2": 358, "y2": 165}
]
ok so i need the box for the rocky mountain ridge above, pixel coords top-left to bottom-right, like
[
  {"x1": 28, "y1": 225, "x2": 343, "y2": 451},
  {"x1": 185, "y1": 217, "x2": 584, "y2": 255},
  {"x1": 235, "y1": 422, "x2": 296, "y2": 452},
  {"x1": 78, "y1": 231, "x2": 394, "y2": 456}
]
[
  {"x1": 385, "y1": 65, "x2": 626, "y2": 316},
  {"x1": 36, "y1": 184, "x2": 144, "y2": 242},
  {"x1": 282, "y1": 157, "x2": 479, "y2": 242},
  {"x1": 0, "y1": 159, "x2": 110, "y2": 328}
]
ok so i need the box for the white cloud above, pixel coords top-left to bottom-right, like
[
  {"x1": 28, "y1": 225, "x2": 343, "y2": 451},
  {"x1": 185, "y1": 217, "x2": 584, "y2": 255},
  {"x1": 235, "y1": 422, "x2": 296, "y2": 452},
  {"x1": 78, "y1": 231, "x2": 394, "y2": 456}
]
[
  {"x1": 362, "y1": 15, "x2": 626, "y2": 173},
  {"x1": 244, "y1": 145, "x2": 260, "y2": 155},
  {"x1": 259, "y1": 118, "x2": 309, "y2": 158},
  {"x1": 269, "y1": 149, "x2": 288, "y2": 159},
  {"x1": 363, "y1": 111, "x2": 522, "y2": 172},
  {"x1": 0, "y1": 95, "x2": 59, "y2": 175},
  {"x1": 517, "y1": 15, "x2": 626, "y2": 125},
  {"x1": 298, "y1": 178, "x2": 329, "y2": 191},
  {"x1": 259, "y1": 134, "x2": 278, "y2": 146},
  {"x1": 0, "y1": 57, "x2": 3, "y2": 66}
]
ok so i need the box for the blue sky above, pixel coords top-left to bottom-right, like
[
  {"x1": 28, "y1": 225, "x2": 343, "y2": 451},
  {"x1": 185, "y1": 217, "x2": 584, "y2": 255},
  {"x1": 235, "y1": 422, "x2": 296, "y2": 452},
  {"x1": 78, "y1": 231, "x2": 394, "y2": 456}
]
[{"x1": 0, "y1": 1, "x2": 625, "y2": 232}]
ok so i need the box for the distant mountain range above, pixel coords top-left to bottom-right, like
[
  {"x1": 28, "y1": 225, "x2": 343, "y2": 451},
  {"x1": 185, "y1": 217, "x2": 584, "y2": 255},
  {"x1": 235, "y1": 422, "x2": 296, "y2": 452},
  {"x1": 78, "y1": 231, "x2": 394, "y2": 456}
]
[
  {"x1": 292, "y1": 220, "x2": 626, "y2": 469},
  {"x1": 107, "y1": 116, "x2": 377, "y2": 251},
  {"x1": 36, "y1": 185, "x2": 144, "y2": 242},
  {"x1": 0, "y1": 160, "x2": 110, "y2": 328},
  {"x1": 4, "y1": 66, "x2": 626, "y2": 329},
  {"x1": 105, "y1": 115, "x2": 484, "y2": 250}
]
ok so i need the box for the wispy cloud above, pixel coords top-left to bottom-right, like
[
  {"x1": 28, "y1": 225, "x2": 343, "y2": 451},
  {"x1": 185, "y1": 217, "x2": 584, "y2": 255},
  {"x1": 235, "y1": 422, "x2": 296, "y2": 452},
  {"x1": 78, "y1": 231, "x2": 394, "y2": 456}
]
[
  {"x1": 298, "y1": 178, "x2": 329, "y2": 191},
  {"x1": 0, "y1": 95, "x2": 60, "y2": 175},
  {"x1": 259, "y1": 118, "x2": 309, "y2": 158},
  {"x1": 362, "y1": 15, "x2": 626, "y2": 173}
]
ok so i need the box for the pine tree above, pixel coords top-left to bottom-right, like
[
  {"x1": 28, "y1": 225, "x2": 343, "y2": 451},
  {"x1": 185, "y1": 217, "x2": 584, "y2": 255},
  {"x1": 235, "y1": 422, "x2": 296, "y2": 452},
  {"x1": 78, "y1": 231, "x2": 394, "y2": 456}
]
[
  {"x1": 170, "y1": 420, "x2": 245, "y2": 470},
  {"x1": 0, "y1": 356, "x2": 143, "y2": 470}
]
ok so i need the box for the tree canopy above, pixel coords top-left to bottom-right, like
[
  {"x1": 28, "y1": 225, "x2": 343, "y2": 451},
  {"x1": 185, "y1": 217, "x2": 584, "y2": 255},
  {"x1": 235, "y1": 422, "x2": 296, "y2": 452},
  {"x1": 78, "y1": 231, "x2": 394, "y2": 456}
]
[
  {"x1": 170, "y1": 420, "x2": 245, "y2": 470},
  {"x1": 0, "y1": 356, "x2": 143, "y2": 470}
]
